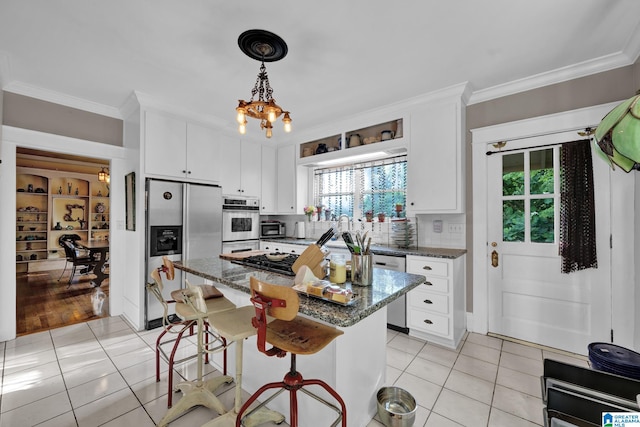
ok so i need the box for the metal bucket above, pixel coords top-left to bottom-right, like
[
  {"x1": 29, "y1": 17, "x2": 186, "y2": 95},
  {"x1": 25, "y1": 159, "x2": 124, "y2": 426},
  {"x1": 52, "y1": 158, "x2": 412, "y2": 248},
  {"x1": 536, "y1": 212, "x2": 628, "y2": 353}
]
[{"x1": 376, "y1": 387, "x2": 416, "y2": 427}]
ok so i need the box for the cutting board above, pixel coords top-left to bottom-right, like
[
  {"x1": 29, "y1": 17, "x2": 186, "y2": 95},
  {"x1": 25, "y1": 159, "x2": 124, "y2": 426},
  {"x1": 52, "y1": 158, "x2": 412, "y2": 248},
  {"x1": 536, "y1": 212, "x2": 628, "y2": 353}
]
[{"x1": 219, "y1": 250, "x2": 268, "y2": 260}]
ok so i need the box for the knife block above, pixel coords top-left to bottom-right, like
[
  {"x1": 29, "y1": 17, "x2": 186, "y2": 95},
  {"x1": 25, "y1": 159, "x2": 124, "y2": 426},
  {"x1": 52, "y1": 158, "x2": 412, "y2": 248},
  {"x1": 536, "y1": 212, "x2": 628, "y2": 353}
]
[{"x1": 292, "y1": 244, "x2": 328, "y2": 279}]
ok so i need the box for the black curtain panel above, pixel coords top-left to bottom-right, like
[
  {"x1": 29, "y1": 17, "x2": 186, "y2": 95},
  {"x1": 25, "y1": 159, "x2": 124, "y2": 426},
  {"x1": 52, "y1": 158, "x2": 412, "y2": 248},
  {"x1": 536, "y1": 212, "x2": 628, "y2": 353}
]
[{"x1": 559, "y1": 139, "x2": 597, "y2": 273}]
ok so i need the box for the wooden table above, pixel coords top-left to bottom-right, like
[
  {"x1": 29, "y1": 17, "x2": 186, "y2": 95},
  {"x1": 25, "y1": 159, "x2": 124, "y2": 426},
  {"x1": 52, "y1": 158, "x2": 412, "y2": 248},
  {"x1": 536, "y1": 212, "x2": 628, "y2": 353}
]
[{"x1": 77, "y1": 240, "x2": 109, "y2": 287}]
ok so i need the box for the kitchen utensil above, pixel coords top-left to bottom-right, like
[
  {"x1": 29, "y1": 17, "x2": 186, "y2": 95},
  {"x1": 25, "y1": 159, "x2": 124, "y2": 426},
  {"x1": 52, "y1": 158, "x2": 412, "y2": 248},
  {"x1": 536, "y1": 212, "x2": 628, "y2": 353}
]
[
  {"x1": 351, "y1": 254, "x2": 373, "y2": 286},
  {"x1": 316, "y1": 227, "x2": 335, "y2": 247},
  {"x1": 342, "y1": 232, "x2": 356, "y2": 254},
  {"x1": 219, "y1": 250, "x2": 269, "y2": 260},
  {"x1": 315, "y1": 143, "x2": 328, "y2": 154},
  {"x1": 348, "y1": 134, "x2": 361, "y2": 147},
  {"x1": 364, "y1": 237, "x2": 372, "y2": 255},
  {"x1": 266, "y1": 253, "x2": 288, "y2": 262},
  {"x1": 292, "y1": 244, "x2": 328, "y2": 278}
]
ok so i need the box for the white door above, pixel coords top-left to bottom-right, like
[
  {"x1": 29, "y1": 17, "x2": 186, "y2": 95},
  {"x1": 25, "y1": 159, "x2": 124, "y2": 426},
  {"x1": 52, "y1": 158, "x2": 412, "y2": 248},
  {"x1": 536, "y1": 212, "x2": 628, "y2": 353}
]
[{"x1": 487, "y1": 137, "x2": 611, "y2": 355}]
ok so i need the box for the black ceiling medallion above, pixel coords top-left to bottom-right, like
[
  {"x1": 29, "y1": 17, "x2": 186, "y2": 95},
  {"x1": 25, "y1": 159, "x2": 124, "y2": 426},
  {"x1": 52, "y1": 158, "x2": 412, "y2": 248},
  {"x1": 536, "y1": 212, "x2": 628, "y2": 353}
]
[{"x1": 238, "y1": 29, "x2": 288, "y2": 62}]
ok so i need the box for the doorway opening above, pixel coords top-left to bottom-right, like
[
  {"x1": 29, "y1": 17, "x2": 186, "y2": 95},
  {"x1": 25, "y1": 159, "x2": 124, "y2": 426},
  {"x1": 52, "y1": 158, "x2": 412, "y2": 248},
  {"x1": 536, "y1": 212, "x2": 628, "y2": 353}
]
[{"x1": 16, "y1": 148, "x2": 111, "y2": 336}]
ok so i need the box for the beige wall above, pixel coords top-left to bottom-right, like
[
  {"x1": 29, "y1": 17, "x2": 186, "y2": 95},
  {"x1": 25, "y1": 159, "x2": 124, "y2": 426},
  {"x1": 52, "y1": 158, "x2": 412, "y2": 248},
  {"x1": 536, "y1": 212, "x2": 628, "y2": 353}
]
[
  {"x1": 2, "y1": 91, "x2": 123, "y2": 146},
  {"x1": 464, "y1": 60, "x2": 640, "y2": 312}
]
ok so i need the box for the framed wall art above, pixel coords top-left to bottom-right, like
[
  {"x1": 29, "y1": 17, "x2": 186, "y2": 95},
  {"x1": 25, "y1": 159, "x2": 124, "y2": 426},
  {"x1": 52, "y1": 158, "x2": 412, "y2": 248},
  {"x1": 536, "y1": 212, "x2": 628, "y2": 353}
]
[{"x1": 125, "y1": 172, "x2": 136, "y2": 231}]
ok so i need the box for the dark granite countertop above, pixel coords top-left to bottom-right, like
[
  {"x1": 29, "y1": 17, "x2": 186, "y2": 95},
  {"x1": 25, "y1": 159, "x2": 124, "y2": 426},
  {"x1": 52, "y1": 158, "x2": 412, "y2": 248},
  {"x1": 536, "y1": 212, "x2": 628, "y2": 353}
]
[
  {"x1": 261, "y1": 238, "x2": 467, "y2": 259},
  {"x1": 174, "y1": 257, "x2": 426, "y2": 328}
]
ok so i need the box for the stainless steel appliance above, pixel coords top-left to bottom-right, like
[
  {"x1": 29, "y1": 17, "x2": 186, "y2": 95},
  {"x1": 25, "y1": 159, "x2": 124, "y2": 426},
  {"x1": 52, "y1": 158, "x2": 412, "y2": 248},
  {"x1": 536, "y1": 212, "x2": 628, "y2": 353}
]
[
  {"x1": 373, "y1": 254, "x2": 407, "y2": 333},
  {"x1": 222, "y1": 197, "x2": 260, "y2": 253},
  {"x1": 145, "y1": 179, "x2": 223, "y2": 329},
  {"x1": 260, "y1": 220, "x2": 286, "y2": 238}
]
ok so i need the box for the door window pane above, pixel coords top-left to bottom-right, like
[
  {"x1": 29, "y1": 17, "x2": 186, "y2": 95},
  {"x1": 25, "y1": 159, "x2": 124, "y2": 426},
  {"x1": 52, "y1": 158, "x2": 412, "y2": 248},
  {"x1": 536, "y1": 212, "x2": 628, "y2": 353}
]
[
  {"x1": 503, "y1": 153, "x2": 524, "y2": 196},
  {"x1": 530, "y1": 149, "x2": 554, "y2": 195},
  {"x1": 531, "y1": 198, "x2": 554, "y2": 243},
  {"x1": 503, "y1": 199, "x2": 525, "y2": 242}
]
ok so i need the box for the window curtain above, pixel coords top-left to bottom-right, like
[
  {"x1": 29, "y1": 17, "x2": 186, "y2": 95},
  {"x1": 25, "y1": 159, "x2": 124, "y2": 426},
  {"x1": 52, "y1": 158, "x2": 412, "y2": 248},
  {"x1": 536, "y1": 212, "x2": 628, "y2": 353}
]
[{"x1": 559, "y1": 139, "x2": 597, "y2": 273}]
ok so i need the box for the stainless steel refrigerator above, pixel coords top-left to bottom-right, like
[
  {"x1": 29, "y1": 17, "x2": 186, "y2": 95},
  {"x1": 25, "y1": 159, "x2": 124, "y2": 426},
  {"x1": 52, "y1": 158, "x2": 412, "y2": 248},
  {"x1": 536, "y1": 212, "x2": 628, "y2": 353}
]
[{"x1": 145, "y1": 179, "x2": 223, "y2": 329}]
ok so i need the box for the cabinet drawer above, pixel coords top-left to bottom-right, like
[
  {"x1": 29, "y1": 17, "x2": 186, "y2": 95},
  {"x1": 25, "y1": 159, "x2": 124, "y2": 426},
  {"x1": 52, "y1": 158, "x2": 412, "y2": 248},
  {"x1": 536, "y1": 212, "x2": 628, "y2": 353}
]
[
  {"x1": 406, "y1": 257, "x2": 449, "y2": 277},
  {"x1": 418, "y1": 276, "x2": 449, "y2": 293},
  {"x1": 408, "y1": 308, "x2": 450, "y2": 336},
  {"x1": 409, "y1": 290, "x2": 449, "y2": 314}
]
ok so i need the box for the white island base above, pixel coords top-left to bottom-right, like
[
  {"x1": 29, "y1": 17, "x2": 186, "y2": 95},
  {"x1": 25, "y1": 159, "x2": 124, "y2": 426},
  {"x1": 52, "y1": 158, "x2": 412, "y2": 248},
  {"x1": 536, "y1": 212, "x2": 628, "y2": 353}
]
[{"x1": 208, "y1": 285, "x2": 388, "y2": 427}]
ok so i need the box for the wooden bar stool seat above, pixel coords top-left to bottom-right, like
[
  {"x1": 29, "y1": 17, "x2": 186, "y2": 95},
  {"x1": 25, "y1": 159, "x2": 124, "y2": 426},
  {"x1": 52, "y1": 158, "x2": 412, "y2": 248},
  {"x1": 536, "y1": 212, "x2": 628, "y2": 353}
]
[{"x1": 235, "y1": 277, "x2": 347, "y2": 427}]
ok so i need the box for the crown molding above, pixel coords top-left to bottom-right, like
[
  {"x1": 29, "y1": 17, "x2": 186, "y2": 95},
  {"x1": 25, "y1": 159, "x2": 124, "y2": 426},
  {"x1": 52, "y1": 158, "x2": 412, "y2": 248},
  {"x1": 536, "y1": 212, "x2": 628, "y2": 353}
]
[
  {"x1": 468, "y1": 47, "x2": 640, "y2": 106},
  {"x1": 2, "y1": 81, "x2": 122, "y2": 119},
  {"x1": 131, "y1": 90, "x2": 230, "y2": 129}
]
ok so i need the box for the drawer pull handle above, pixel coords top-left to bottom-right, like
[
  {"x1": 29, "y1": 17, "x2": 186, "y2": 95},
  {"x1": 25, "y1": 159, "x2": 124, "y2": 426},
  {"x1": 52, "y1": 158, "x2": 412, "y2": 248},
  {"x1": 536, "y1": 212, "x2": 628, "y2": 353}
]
[
  {"x1": 424, "y1": 319, "x2": 433, "y2": 325},
  {"x1": 423, "y1": 299, "x2": 433, "y2": 304},
  {"x1": 423, "y1": 265, "x2": 432, "y2": 270},
  {"x1": 424, "y1": 281, "x2": 432, "y2": 286}
]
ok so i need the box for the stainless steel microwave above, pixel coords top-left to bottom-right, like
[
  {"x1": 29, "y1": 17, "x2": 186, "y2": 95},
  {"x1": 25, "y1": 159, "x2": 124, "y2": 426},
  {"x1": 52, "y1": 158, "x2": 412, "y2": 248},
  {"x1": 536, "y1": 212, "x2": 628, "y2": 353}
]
[{"x1": 260, "y1": 221, "x2": 286, "y2": 238}]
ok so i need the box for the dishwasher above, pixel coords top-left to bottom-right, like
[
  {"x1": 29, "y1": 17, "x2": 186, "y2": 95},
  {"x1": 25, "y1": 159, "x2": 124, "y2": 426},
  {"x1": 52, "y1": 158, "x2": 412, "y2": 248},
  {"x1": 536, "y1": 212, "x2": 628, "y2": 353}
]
[{"x1": 373, "y1": 254, "x2": 408, "y2": 333}]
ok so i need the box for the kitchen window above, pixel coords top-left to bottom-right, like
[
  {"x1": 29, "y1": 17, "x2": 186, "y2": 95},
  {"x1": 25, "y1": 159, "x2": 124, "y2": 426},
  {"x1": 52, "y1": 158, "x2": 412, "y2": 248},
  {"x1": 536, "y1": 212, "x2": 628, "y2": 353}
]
[{"x1": 313, "y1": 156, "x2": 407, "y2": 219}]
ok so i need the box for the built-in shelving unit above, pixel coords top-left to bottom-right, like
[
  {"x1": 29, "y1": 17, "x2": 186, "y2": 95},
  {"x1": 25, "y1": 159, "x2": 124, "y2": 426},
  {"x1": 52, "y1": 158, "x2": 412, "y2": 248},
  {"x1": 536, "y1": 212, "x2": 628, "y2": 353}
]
[
  {"x1": 16, "y1": 174, "x2": 49, "y2": 264},
  {"x1": 16, "y1": 169, "x2": 110, "y2": 272},
  {"x1": 298, "y1": 118, "x2": 405, "y2": 164}
]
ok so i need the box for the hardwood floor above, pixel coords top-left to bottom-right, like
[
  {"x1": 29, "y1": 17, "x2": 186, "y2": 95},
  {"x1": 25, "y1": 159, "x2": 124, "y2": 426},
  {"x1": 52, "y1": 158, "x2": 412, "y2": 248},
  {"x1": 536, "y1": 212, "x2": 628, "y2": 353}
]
[{"x1": 16, "y1": 268, "x2": 110, "y2": 336}]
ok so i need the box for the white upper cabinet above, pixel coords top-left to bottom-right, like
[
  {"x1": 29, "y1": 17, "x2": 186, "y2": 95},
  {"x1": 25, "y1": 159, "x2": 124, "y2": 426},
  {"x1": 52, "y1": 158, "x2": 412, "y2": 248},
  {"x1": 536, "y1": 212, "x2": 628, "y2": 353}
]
[
  {"x1": 220, "y1": 139, "x2": 262, "y2": 198},
  {"x1": 261, "y1": 144, "x2": 277, "y2": 214},
  {"x1": 407, "y1": 98, "x2": 464, "y2": 214},
  {"x1": 144, "y1": 110, "x2": 221, "y2": 183},
  {"x1": 186, "y1": 122, "x2": 221, "y2": 183},
  {"x1": 277, "y1": 144, "x2": 297, "y2": 214}
]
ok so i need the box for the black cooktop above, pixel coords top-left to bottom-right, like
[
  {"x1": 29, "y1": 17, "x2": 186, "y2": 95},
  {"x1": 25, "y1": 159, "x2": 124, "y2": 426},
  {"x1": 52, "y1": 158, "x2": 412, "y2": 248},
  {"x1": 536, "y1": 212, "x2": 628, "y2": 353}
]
[{"x1": 232, "y1": 254, "x2": 298, "y2": 276}]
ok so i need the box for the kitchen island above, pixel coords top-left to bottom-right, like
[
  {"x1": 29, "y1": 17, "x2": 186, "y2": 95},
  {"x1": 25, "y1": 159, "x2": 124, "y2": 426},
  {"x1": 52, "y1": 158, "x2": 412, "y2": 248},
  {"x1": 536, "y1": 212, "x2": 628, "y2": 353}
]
[{"x1": 174, "y1": 257, "x2": 426, "y2": 427}]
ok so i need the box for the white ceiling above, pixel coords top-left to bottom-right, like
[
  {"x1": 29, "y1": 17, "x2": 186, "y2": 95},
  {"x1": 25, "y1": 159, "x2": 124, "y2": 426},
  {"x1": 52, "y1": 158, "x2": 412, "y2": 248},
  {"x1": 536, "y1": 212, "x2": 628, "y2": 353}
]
[{"x1": 1, "y1": 1, "x2": 640, "y2": 135}]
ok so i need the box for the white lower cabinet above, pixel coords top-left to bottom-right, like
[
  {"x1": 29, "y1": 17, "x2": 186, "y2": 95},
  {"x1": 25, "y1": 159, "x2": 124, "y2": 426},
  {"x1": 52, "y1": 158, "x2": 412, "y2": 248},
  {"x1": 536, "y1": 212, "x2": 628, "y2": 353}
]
[{"x1": 406, "y1": 254, "x2": 466, "y2": 349}]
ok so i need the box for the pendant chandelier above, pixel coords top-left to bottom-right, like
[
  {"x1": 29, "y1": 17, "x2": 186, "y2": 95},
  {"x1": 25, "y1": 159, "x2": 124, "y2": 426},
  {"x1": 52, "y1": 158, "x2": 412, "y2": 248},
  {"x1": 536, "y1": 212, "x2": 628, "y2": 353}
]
[
  {"x1": 235, "y1": 29, "x2": 291, "y2": 138},
  {"x1": 594, "y1": 89, "x2": 640, "y2": 172}
]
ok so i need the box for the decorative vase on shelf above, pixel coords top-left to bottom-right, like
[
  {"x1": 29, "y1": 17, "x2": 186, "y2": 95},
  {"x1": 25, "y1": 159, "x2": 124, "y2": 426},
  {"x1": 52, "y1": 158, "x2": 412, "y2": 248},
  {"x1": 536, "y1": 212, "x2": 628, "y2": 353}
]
[
  {"x1": 58, "y1": 186, "x2": 62, "y2": 194},
  {"x1": 67, "y1": 183, "x2": 72, "y2": 194},
  {"x1": 316, "y1": 206, "x2": 323, "y2": 221},
  {"x1": 324, "y1": 209, "x2": 331, "y2": 221},
  {"x1": 306, "y1": 213, "x2": 312, "y2": 222},
  {"x1": 54, "y1": 222, "x2": 62, "y2": 230}
]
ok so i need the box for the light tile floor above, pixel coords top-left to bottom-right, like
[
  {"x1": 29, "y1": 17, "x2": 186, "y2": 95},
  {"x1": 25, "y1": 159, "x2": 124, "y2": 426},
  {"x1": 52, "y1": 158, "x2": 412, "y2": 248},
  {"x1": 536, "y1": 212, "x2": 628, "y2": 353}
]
[{"x1": 0, "y1": 315, "x2": 590, "y2": 426}]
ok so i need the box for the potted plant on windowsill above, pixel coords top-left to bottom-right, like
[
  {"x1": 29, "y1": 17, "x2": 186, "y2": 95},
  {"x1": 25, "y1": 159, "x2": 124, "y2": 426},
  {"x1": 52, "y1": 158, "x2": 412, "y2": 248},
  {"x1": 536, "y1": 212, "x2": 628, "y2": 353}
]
[{"x1": 365, "y1": 211, "x2": 373, "y2": 222}]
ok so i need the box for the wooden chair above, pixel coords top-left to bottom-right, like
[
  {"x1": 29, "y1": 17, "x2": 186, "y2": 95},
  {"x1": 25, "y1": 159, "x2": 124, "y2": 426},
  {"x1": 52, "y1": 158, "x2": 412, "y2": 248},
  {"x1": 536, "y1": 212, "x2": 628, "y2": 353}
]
[
  {"x1": 147, "y1": 257, "x2": 235, "y2": 408},
  {"x1": 235, "y1": 276, "x2": 347, "y2": 427}
]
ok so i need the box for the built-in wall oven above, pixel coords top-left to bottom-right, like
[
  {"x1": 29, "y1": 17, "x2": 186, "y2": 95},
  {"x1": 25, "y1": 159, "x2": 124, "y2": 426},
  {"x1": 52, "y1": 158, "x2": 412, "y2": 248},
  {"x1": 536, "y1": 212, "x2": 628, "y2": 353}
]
[{"x1": 221, "y1": 197, "x2": 260, "y2": 253}]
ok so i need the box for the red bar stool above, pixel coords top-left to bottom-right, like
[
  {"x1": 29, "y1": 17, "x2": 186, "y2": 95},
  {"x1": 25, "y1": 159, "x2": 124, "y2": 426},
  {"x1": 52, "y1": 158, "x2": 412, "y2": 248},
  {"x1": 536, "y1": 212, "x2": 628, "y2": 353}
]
[
  {"x1": 235, "y1": 276, "x2": 347, "y2": 427},
  {"x1": 147, "y1": 257, "x2": 235, "y2": 408}
]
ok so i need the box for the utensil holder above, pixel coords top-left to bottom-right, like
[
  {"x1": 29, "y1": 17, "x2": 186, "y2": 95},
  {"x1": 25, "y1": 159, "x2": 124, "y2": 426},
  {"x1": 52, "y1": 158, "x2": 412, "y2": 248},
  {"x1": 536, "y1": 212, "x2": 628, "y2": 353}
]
[{"x1": 351, "y1": 254, "x2": 373, "y2": 286}]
